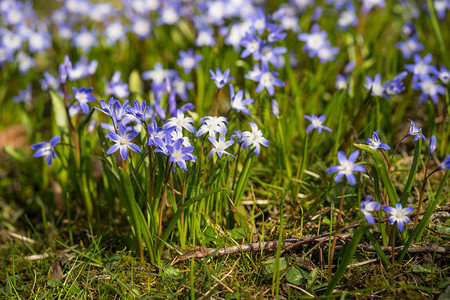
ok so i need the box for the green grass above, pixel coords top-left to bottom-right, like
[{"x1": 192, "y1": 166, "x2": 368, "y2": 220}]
[{"x1": 1, "y1": 0, "x2": 450, "y2": 298}]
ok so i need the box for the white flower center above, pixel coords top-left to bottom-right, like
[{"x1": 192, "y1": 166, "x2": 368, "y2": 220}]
[
  {"x1": 415, "y1": 62, "x2": 428, "y2": 74},
  {"x1": 261, "y1": 73, "x2": 273, "y2": 86},
  {"x1": 311, "y1": 118, "x2": 322, "y2": 128},
  {"x1": 308, "y1": 34, "x2": 324, "y2": 49},
  {"x1": 422, "y1": 81, "x2": 436, "y2": 95}
]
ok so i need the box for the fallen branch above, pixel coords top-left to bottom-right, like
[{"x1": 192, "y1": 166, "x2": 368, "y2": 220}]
[
  {"x1": 172, "y1": 206, "x2": 450, "y2": 264},
  {"x1": 357, "y1": 244, "x2": 449, "y2": 254}
]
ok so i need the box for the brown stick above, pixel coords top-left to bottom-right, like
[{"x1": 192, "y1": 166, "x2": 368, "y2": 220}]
[{"x1": 172, "y1": 206, "x2": 450, "y2": 265}]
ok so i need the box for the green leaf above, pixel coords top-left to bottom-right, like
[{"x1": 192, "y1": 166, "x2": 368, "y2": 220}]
[
  {"x1": 129, "y1": 70, "x2": 143, "y2": 95},
  {"x1": 161, "y1": 187, "x2": 225, "y2": 242},
  {"x1": 412, "y1": 265, "x2": 436, "y2": 274},
  {"x1": 227, "y1": 227, "x2": 246, "y2": 240},
  {"x1": 399, "y1": 139, "x2": 421, "y2": 206},
  {"x1": 201, "y1": 226, "x2": 217, "y2": 244},
  {"x1": 354, "y1": 144, "x2": 398, "y2": 205},
  {"x1": 3, "y1": 145, "x2": 27, "y2": 163},
  {"x1": 365, "y1": 231, "x2": 390, "y2": 266},
  {"x1": 50, "y1": 89, "x2": 68, "y2": 131},
  {"x1": 398, "y1": 171, "x2": 450, "y2": 262},
  {"x1": 163, "y1": 266, "x2": 183, "y2": 280},
  {"x1": 326, "y1": 224, "x2": 368, "y2": 295},
  {"x1": 262, "y1": 257, "x2": 287, "y2": 276},
  {"x1": 286, "y1": 268, "x2": 312, "y2": 285},
  {"x1": 76, "y1": 108, "x2": 95, "y2": 135},
  {"x1": 233, "y1": 150, "x2": 254, "y2": 206}
]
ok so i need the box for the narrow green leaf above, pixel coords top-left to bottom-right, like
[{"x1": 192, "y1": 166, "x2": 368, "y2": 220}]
[
  {"x1": 50, "y1": 89, "x2": 68, "y2": 131},
  {"x1": 354, "y1": 144, "x2": 398, "y2": 205},
  {"x1": 161, "y1": 187, "x2": 225, "y2": 242},
  {"x1": 400, "y1": 139, "x2": 421, "y2": 206},
  {"x1": 277, "y1": 121, "x2": 292, "y2": 179},
  {"x1": 398, "y1": 171, "x2": 449, "y2": 262},
  {"x1": 76, "y1": 108, "x2": 95, "y2": 135},
  {"x1": 129, "y1": 70, "x2": 143, "y2": 95},
  {"x1": 233, "y1": 150, "x2": 254, "y2": 206},
  {"x1": 325, "y1": 224, "x2": 368, "y2": 295},
  {"x1": 427, "y1": 0, "x2": 450, "y2": 66},
  {"x1": 365, "y1": 231, "x2": 390, "y2": 266}
]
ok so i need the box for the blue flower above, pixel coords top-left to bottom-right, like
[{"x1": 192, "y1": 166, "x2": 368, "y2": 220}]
[
  {"x1": 260, "y1": 44, "x2": 287, "y2": 68},
  {"x1": 404, "y1": 54, "x2": 438, "y2": 82},
  {"x1": 255, "y1": 63, "x2": 284, "y2": 96},
  {"x1": 104, "y1": 20, "x2": 126, "y2": 45},
  {"x1": 304, "y1": 115, "x2": 332, "y2": 134},
  {"x1": 177, "y1": 49, "x2": 202, "y2": 74},
  {"x1": 147, "y1": 120, "x2": 164, "y2": 146},
  {"x1": 210, "y1": 68, "x2": 234, "y2": 90},
  {"x1": 131, "y1": 17, "x2": 151, "y2": 39},
  {"x1": 13, "y1": 84, "x2": 32, "y2": 104},
  {"x1": 72, "y1": 87, "x2": 95, "y2": 114},
  {"x1": 28, "y1": 30, "x2": 51, "y2": 53},
  {"x1": 208, "y1": 135, "x2": 235, "y2": 158},
  {"x1": 317, "y1": 44, "x2": 339, "y2": 63},
  {"x1": 40, "y1": 72, "x2": 60, "y2": 91},
  {"x1": 245, "y1": 63, "x2": 262, "y2": 82},
  {"x1": 337, "y1": 5, "x2": 358, "y2": 29},
  {"x1": 298, "y1": 24, "x2": 328, "y2": 57},
  {"x1": 335, "y1": 74, "x2": 349, "y2": 90},
  {"x1": 366, "y1": 130, "x2": 390, "y2": 151},
  {"x1": 242, "y1": 122, "x2": 269, "y2": 156},
  {"x1": 401, "y1": 23, "x2": 415, "y2": 36},
  {"x1": 106, "y1": 124, "x2": 141, "y2": 161},
  {"x1": 59, "y1": 55, "x2": 72, "y2": 84},
  {"x1": 196, "y1": 116, "x2": 228, "y2": 137},
  {"x1": 68, "y1": 57, "x2": 97, "y2": 81},
  {"x1": 360, "y1": 196, "x2": 381, "y2": 224},
  {"x1": 407, "y1": 119, "x2": 426, "y2": 142},
  {"x1": 327, "y1": 151, "x2": 366, "y2": 185},
  {"x1": 429, "y1": 135, "x2": 437, "y2": 155},
  {"x1": 361, "y1": 0, "x2": 385, "y2": 14},
  {"x1": 267, "y1": 24, "x2": 287, "y2": 43},
  {"x1": 195, "y1": 28, "x2": 217, "y2": 47},
  {"x1": 364, "y1": 74, "x2": 389, "y2": 99},
  {"x1": 127, "y1": 100, "x2": 150, "y2": 123},
  {"x1": 142, "y1": 63, "x2": 176, "y2": 96},
  {"x1": 271, "y1": 99, "x2": 279, "y2": 118},
  {"x1": 73, "y1": 28, "x2": 98, "y2": 53},
  {"x1": 386, "y1": 72, "x2": 408, "y2": 95},
  {"x1": 163, "y1": 110, "x2": 195, "y2": 134},
  {"x1": 31, "y1": 136, "x2": 61, "y2": 166},
  {"x1": 412, "y1": 75, "x2": 445, "y2": 105},
  {"x1": 105, "y1": 71, "x2": 129, "y2": 99},
  {"x1": 437, "y1": 66, "x2": 449, "y2": 85},
  {"x1": 240, "y1": 32, "x2": 263, "y2": 59},
  {"x1": 396, "y1": 35, "x2": 423, "y2": 59},
  {"x1": 434, "y1": 0, "x2": 447, "y2": 19},
  {"x1": 439, "y1": 155, "x2": 450, "y2": 170},
  {"x1": 166, "y1": 139, "x2": 196, "y2": 171},
  {"x1": 230, "y1": 84, "x2": 253, "y2": 116},
  {"x1": 383, "y1": 203, "x2": 414, "y2": 232}
]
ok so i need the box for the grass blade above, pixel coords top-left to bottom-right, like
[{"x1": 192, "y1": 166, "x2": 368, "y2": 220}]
[{"x1": 325, "y1": 224, "x2": 368, "y2": 296}]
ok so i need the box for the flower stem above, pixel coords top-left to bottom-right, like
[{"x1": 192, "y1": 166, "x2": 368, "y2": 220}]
[
  {"x1": 63, "y1": 82, "x2": 81, "y2": 165},
  {"x1": 158, "y1": 158, "x2": 172, "y2": 238},
  {"x1": 388, "y1": 135, "x2": 407, "y2": 174},
  {"x1": 391, "y1": 222, "x2": 396, "y2": 265},
  {"x1": 181, "y1": 171, "x2": 187, "y2": 243},
  {"x1": 143, "y1": 122, "x2": 154, "y2": 207},
  {"x1": 231, "y1": 146, "x2": 242, "y2": 202},
  {"x1": 328, "y1": 181, "x2": 346, "y2": 281},
  {"x1": 214, "y1": 90, "x2": 220, "y2": 117}
]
